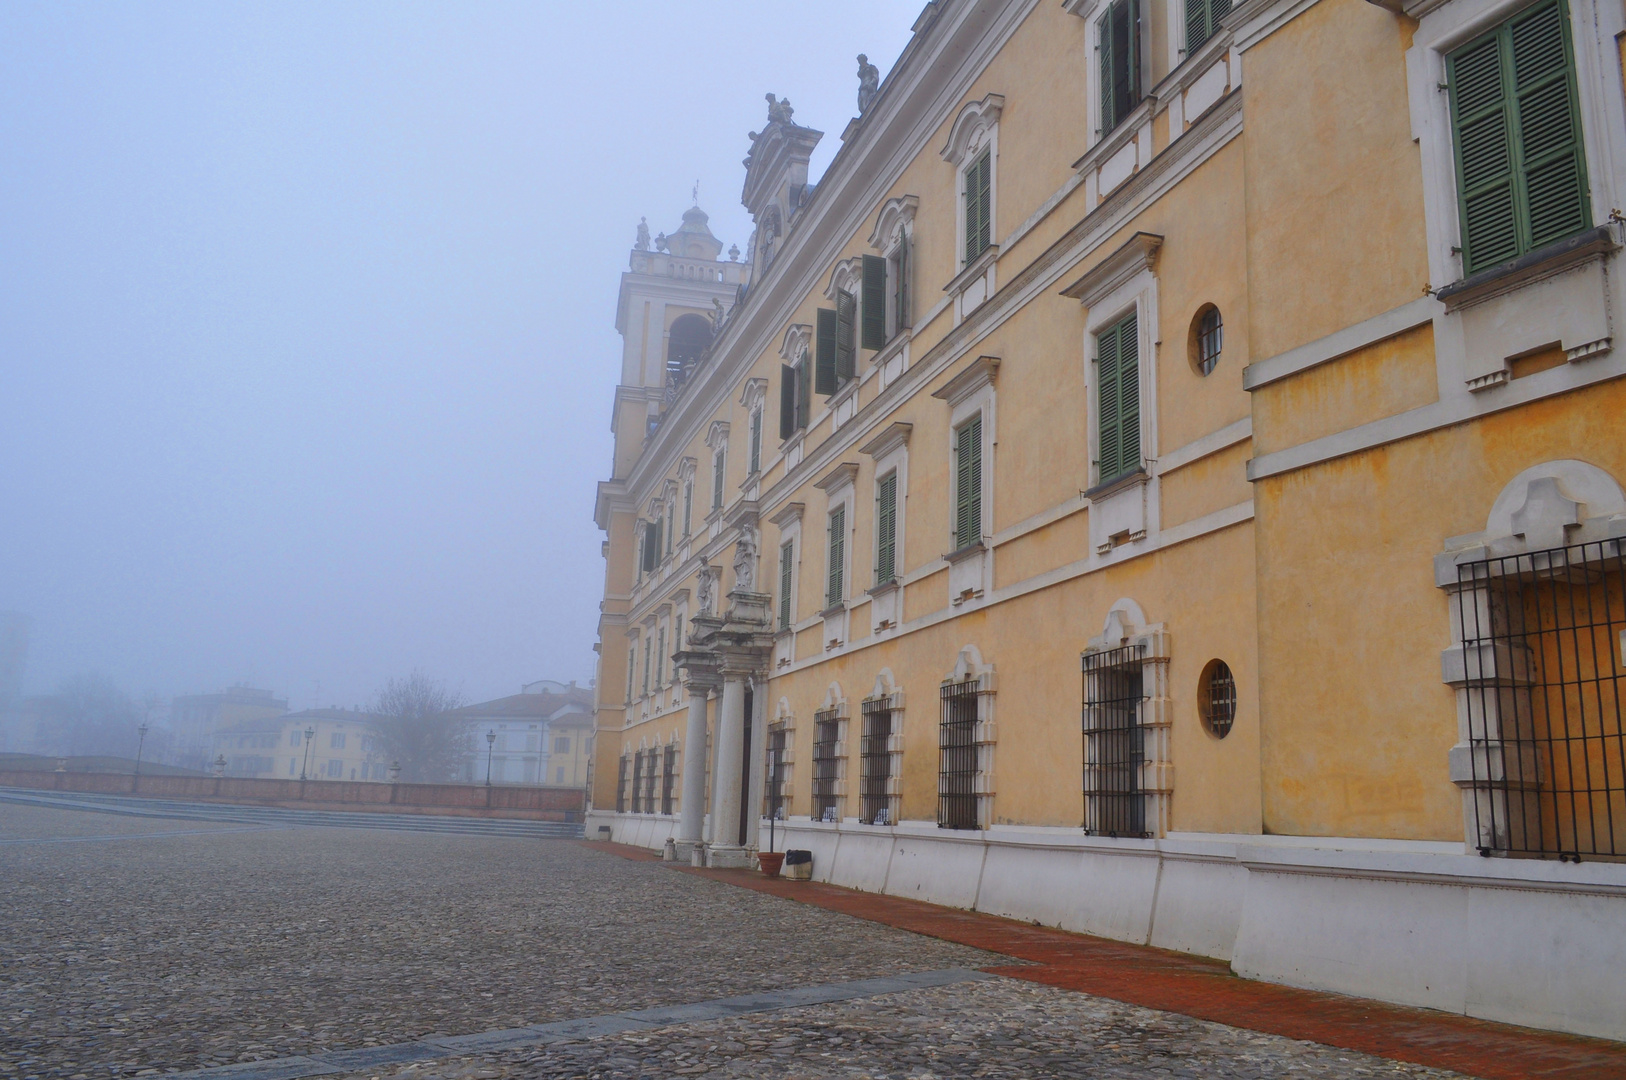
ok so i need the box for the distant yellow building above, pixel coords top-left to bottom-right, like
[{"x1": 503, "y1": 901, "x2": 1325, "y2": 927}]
[
  {"x1": 171, "y1": 686, "x2": 288, "y2": 772},
  {"x1": 214, "y1": 708, "x2": 388, "y2": 781},
  {"x1": 588, "y1": 0, "x2": 1626, "y2": 1040}
]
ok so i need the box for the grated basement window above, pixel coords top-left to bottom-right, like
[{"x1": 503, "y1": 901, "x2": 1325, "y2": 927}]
[
  {"x1": 641, "y1": 749, "x2": 659, "y2": 815},
  {"x1": 660, "y1": 745, "x2": 677, "y2": 816},
  {"x1": 938, "y1": 679, "x2": 980, "y2": 830},
  {"x1": 860, "y1": 699, "x2": 896, "y2": 825},
  {"x1": 764, "y1": 723, "x2": 788, "y2": 819},
  {"x1": 811, "y1": 709, "x2": 842, "y2": 822},
  {"x1": 1082, "y1": 644, "x2": 1148, "y2": 837},
  {"x1": 1457, "y1": 539, "x2": 1626, "y2": 861},
  {"x1": 616, "y1": 755, "x2": 630, "y2": 814}
]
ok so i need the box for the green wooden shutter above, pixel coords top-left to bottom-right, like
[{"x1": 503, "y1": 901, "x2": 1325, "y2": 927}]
[
  {"x1": 1448, "y1": 0, "x2": 1589, "y2": 274},
  {"x1": 964, "y1": 151, "x2": 992, "y2": 265},
  {"x1": 674, "y1": 615, "x2": 683, "y2": 653},
  {"x1": 827, "y1": 506, "x2": 845, "y2": 607},
  {"x1": 1186, "y1": 0, "x2": 1230, "y2": 55},
  {"x1": 749, "y1": 409, "x2": 761, "y2": 474},
  {"x1": 653, "y1": 518, "x2": 663, "y2": 562},
  {"x1": 955, "y1": 416, "x2": 982, "y2": 550},
  {"x1": 796, "y1": 355, "x2": 811, "y2": 428},
  {"x1": 779, "y1": 364, "x2": 796, "y2": 439},
  {"x1": 894, "y1": 239, "x2": 910, "y2": 331},
  {"x1": 815, "y1": 309, "x2": 838, "y2": 394},
  {"x1": 779, "y1": 541, "x2": 793, "y2": 629},
  {"x1": 836, "y1": 289, "x2": 857, "y2": 381},
  {"x1": 1510, "y1": 0, "x2": 1589, "y2": 250},
  {"x1": 665, "y1": 504, "x2": 673, "y2": 555},
  {"x1": 862, "y1": 255, "x2": 888, "y2": 349},
  {"x1": 876, "y1": 473, "x2": 897, "y2": 584},
  {"x1": 712, "y1": 450, "x2": 724, "y2": 510},
  {"x1": 1096, "y1": 313, "x2": 1140, "y2": 482},
  {"x1": 963, "y1": 157, "x2": 980, "y2": 266},
  {"x1": 655, "y1": 628, "x2": 665, "y2": 686},
  {"x1": 682, "y1": 481, "x2": 692, "y2": 535},
  {"x1": 1100, "y1": 0, "x2": 1141, "y2": 135}
]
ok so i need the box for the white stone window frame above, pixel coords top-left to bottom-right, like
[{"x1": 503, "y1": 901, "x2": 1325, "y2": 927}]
[
  {"x1": 769, "y1": 502, "x2": 805, "y2": 672},
  {"x1": 860, "y1": 668, "x2": 907, "y2": 827},
  {"x1": 1434, "y1": 459, "x2": 1626, "y2": 851},
  {"x1": 738, "y1": 377, "x2": 768, "y2": 496},
  {"x1": 868, "y1": 195, "x2": 920, "y2": 355},
  {"x1": 1064, "y1": 232, "x2": 1163, "y2": 557},
  {"x1": 813, "y1": 681, "x2": 851, "y2": 823},
  {"x1": 777, "y1": 324, "x2": 813, "y2": 466},
  {"x1": 1403, "y1": 0, "x2": 1626, "y2": 390},
  {"x1": 623, "y1": 632, "x2": 638, "y2": 707},
  {"x1": 1063, "y1": 0, "x2": 1152, "y2": 147},
  {"x1": 767, "y1": 696, "x2": 798, "y2": 817},
  {"x1": 932, "y1": 357, "x2": 998, "y2": 609},
  {"x1": 941, "y1": 645, "x2": 997, "y2": 830},
  {"x1": 677, "y1": 457, "x2": 697, "y2": 545},
  {"x1": 860, "y1": 422, "x2": 912, "y2": 637},
  {"x1": 1081, "y1": 599, "x2": 1174, "y2": 838},
  {"x1": 814, "y1": 462, "x2": 860, "y2": 651},
  {"x1": 940, "y1": 95, "x2": 1003, "y2": 324},
  {"x1": 705, "y1": 420, "x2": 730, "y2": 532},
  {"x1": 822, "y1": 260, "x2": 865, "y2": 428}
]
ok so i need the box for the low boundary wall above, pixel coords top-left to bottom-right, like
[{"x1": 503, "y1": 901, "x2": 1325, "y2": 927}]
[{"x1": 0, "y1": 770, "x2": 584, "y2": 821}]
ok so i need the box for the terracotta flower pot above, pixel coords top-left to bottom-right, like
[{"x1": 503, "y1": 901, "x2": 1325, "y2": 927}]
[{"x1": 756, "y1": 851, "x2": 786, "y2": 877}]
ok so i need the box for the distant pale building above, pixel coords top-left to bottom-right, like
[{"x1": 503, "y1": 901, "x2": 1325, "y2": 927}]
[
  {"x1": 171, "y1": 686, "x2": 287, "y2": 772},
  {"x1": 451, "y1": 682, "x2": 594, "y2": 786},
  {"x1": 214, "y1": 707, "x2": 386, "y2": 781}
]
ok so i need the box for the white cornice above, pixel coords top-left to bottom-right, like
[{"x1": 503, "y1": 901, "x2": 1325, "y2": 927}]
[
  {"x1": 779, "y1": 323, "x2": 812, "y2": 362},
  {"x1": 814, "y1": 461, "x2": 861, "y2": 494},
  {"x1": 769, "y1": 501, "x2": 806, "y2": 529},
  {"x1": 1059, "y1": 232, "x2": 1164, "y2": 307},
  {"x1": 940, "y1": 93, "x2": 1006, "y2": 166},
  {"x1": 868, "y1": 195, "x2": 920, "y2": 250},
  {"x1": 858, "y1": 422, "x2": 914, "y2": 458},
  {"x1": 931, "y1": 355, "x2": 1000, "y2": 409}
]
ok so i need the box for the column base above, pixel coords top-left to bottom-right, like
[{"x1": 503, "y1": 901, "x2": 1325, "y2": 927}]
[
  {"x1": 706, "y1": 845, "x2": 756, "y2": 870},
  {"x1": 674, "y1": 839, "x2": 704, "y2": 865}
]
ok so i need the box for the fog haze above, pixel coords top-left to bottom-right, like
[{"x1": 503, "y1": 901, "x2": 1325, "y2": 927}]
[{"x1": 0, "y1": 1, "x2": 922, "y2": 709}]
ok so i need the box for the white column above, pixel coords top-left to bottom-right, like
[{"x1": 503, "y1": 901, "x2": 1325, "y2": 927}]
[
  {"x1": 708, "y1": 674, "x2": 747, "y2": 852},
  {"x1": 743, "y1": 681, "x2": 768, "y2": 851},
  {"x1": 679, "y1": 686, "x2": 709, "y2": 844}
]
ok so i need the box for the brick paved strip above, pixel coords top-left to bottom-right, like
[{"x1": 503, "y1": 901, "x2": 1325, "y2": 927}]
[
  {"x1": 576, "y1": 842, "x2": 1626, "y2": 1080},
  {"x1": 158, "y1": 968, "x2": 991, "y2": 1080}
]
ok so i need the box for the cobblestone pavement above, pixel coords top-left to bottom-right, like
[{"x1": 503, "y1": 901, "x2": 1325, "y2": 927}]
[
  {"x1": 328, "y1": 978, "x2": 1468, "y2": 1080},
  {"x1": 0, "y1": 802, "x2": 1473, "y2": 1080}
]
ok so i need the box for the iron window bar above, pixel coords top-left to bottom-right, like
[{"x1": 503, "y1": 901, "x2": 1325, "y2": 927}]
[
  {"x1": 1082, "y1": 643, "x2": 1149, "y2": 838},
  {"x1": 616, "y1": 755, "x2": 629, "y2": 814},
  {"x1": 1456, "y1": 538, "x2": 1625, "y2": 861},
  {"x1": 764, "y1": 723, "x2": 788, "y2": 819},
  {"x1": 641, "y1": 748, "x2": 659, "y2": 815},
  {"x1": 860, "y1": 699, "x2": 896, "y2": 825},
  {"x1": 938, "y1": 679, "x2": 980, "y2": 830},
  {"x1": 660, "y1": 745, "x2": 677, "y2": 816},
  {"x1": 811, "y1": 709, "x2": 841, "y2": 822}
]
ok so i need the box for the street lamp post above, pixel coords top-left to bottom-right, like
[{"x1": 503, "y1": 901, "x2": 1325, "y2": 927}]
[
  {"x1": 300, "y1": 725, "x2": 315, "y2": 780},
  {"x1": 485, "y1": 729, "x2": 496, "y2": 787},
  {"x1": 133, "y1": 722, "x2": 149, "y2": 793}
]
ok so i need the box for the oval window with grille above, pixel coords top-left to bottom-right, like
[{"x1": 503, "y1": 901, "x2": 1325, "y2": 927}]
[
  {"x1": 1198, "y1": 659, "x2": 1236, "y2": 738},
  {"x1": 1192, "y1": 306, "x2": 1223, "y2": 376}
]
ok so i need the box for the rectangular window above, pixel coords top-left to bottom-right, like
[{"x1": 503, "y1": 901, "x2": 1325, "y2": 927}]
[
  {"x1": 655, "y1": 627, "x2": 666, "y2": 687},
  {"x1": 1098, "y1": 0, "x2": 1142, "y2": 136},
  {"x1": 629, "y1": 751, "x2": 644, "y2": 813},
  {"x1": 642, "y1": 636, "x2": 651, "y2": 697},
  {"x1": 764, "y1": 723, "x2": 788, "y2": 819},
  {"x1": 1096, "y1": 312, "x2": 1141, "y2": 483},
  {"x1": 665, "y1": 502, "x2": 674, "y2": 556},
  {"x1": 555, "y1": 765, "x2": 565, "y2": 783},
  {"x1": 875, "y1": 473, "x2": 898, "y2": 585},
  {"x1": 815, "y1": 309, "x2": 839, "y2": 395},
  {"x1": 954, "y1": 416, "x2": 983, "y2": 551},
  {"x1": 836, "y1": 289, "x2": 857, "y2": 383},
  {"x1": 1082, "y1": 645, "x2": 1148, "y2": 837},
  {"x1": 892, "y1": 239, "x2": 911, "y2": 334},
  {"x1": 683, "y1": 480, "x2": 693, "y2": 535},
  {"x1": 826, "y1": 505, "x2": 846, "y2": 609},
  {"x1": 642, "y1": 748, "x2": 658, "y2": 812},
  {"x1": 625, "y1": 645, "x2": 635, "y2": 704},
  {"x1": 674, "y1": 614, "x2": 682, "y2": 655},
  {"x1": 327, "y1": 759, "x2": 342, "y2": 778},
  {"x1": 712, "y1": 449, "x2": 725, "y2": 511},
  {"x1": 779, "y1": 540, "x2": 794, "y2": 629},
  {"x1": 749, "y1": 409, "x2": 762, "y2": 475},
  {"x1": 812, "y1": 709, "x2": 841, "y2": 822},
  {"x1": 330, "y1": 733, "x2": 345, "y2": 749},
  {"x1": 963, "y1": 149, "x2": 992, "y2": 265},
  {"x1": 861, "y1": 254, "x2": 888, "y2": 350},
  {"x1": 1455, "y1": 538, "x2": 1625, "y2": 859},
  {"x1": 938, "y1": 680, "x2": 980, "y2": 830},
  {"x1": 1185, "y1": 0, "x2": 1231, "y2": 56},
  {"x1": 554, "y1": 736, "x2": 570, "y2": 754},
  {"x1": 660, "y1": 745, "x2": 678, "y2": 815},
  {"x1": 797, "y1": 353, "x2": 813, "y2": 429},
  {"x1": 779, "y1": 364, "x2": 797, "y2": 439},
  {"x1": 289, "y1": 757, "x2": 297, "y2": 776},
  {"x1": 1447, "y1": 0, "x2": 1590, "y2": 275},
  {"x1": 860, "y1": 699, "x2": 896, "y2": 825},
  {"x1": 291, "y1": 731, "x2": 300, "y2": 746}
]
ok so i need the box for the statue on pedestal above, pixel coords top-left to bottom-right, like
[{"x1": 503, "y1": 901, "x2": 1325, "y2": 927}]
[
  {"x1": 857, "y1": 55, "x2": 880, "y2": 113},
  {"x1": 765, "y1": 93, "x2": 795, "y2": 126},
  {"x1": 733, "y1": 524, "x2": 759, "y2": 592},
  {"x1": 697, "y1": 565, "x2": 717, "y2": 616},
  {"x1": 635, "y1": 217, "x2": 650, "y2": 251}
]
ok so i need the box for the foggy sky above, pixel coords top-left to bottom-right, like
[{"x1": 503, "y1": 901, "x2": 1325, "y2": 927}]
[{"x1": 0, "y1": 1, "x2": 922, "y2": 710}]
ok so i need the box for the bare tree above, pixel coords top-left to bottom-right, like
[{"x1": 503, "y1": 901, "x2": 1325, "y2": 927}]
[
  {"x1": 368, "y1": 672, "x2": 466, "y2": 782},
  {"x1": 54, "y1": 673, "x2": 145, "y2": 758}
]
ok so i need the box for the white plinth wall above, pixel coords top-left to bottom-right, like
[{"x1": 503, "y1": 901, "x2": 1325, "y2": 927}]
[{"x1": 582, "y1": 811, "x2": 1626, "y2": 1041}]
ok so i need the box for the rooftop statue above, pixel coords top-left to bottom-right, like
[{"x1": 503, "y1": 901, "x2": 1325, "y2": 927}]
[
  {"x1": 857, "y1": 55, "x2": 880, "y2": 113},
  {"x1": 635, "y1": 217, "x2": 650, "y2": 251},
  {"x1": 765, "y1": 93, "x2": 795, "y2": 126}
]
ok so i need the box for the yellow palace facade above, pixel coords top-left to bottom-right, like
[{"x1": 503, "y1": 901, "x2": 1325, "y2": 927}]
[{"x1": 589, "y1": 0, "x2": 1626, "y2": 1039}]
